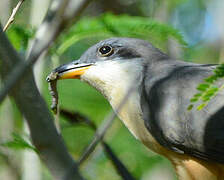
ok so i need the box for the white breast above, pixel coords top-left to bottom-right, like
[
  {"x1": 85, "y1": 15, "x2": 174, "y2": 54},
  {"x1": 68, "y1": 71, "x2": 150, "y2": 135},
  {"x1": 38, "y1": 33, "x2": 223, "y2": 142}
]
[
  {"x1": 81, "y1": 60, "x2": 160, "y2": 152},
  {"x1": 109, "y1": 87, "x2": 160, "y2": 153}
]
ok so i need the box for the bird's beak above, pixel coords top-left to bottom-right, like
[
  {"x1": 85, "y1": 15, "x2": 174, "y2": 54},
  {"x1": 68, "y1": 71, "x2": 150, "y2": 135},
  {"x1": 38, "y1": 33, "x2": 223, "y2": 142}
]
[{"x1": 46, "y1": 61, "x2": 94, "y2": 82}]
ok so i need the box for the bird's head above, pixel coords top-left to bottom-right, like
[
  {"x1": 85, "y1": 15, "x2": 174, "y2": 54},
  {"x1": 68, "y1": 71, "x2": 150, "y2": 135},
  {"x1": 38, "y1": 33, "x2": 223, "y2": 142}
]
[{"x1": 48, "y1": 37, "x2": 167, "y2": 99}]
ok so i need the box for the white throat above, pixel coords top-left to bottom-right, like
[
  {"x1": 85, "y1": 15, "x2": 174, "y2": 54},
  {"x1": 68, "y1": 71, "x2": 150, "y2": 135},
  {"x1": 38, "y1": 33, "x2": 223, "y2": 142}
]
[{"x1": 81, "y1": 60, "x2": 142, "y2": 101}]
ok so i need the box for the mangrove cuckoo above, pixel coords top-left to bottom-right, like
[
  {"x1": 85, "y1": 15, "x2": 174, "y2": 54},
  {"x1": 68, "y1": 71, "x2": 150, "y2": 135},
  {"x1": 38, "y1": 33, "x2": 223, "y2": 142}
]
[{"x1": 49, "y1": 38, "x2": 224, "y2": 180}]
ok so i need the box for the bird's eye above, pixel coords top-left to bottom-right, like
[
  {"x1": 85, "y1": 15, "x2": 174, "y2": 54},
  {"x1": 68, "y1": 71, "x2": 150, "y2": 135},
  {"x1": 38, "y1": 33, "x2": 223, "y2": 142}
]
[{"x1": 98, "y1": 45, "x2": 114, "y2": 57}]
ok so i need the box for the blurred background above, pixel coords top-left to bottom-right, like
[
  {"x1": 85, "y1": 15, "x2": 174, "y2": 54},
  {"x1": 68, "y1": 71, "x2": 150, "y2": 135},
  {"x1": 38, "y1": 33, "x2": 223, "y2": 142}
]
[{"x1": 0, "y1": 0, "x2": 224, "y2": 179}]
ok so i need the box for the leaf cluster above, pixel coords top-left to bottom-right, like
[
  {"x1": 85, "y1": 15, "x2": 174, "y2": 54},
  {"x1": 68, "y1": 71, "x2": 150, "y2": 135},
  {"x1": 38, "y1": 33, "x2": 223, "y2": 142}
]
[
  {"x1": 56, "y1": 13, "x2": 187, "y2": 55},
  {"x1": 0, "y1": 133, "x2": 37, "y2": 152},
  {"x1": 6, "y1": 25, "x2": 35, "y2": 51},
  {"x1": 188, "y1": 64, "x2": 224, "y2": 110}
]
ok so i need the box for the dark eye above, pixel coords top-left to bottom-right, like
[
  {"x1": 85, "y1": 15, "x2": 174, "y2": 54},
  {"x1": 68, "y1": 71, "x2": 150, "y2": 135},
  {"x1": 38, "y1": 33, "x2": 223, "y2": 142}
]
[{"x1": 98, "y1": 45, "x2": 113, "y2": 57}]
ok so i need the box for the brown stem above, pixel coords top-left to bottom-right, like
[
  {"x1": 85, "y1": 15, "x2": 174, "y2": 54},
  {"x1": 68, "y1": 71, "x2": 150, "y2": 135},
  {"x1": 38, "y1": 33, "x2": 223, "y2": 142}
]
[{"x1": 3, "y1": 0, "x2": 25, "y2": 32}]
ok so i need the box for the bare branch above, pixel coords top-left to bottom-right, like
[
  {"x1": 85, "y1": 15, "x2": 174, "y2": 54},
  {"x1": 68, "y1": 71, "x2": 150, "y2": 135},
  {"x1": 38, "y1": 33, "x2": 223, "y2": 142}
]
[
  {"x1": 0, "y1": 27, "x2": 84, "y2": 180},
  {"x1": 0, "y1": 0, "x2": 93, "y2": 103},
  {"x1": 3, "y1": 0, "x2": 25, "y2": 32},
  {"x1": 78, "y1": 84, "x2": 136, "y2": 165},
  {"x1": 78, "y1": 110, "x2": 115, "y2": 165},
  {"x1": 60, "y1": 109, "x2": 97, "y2": 130},
  {"x1": 102, "y1": 142, "x2": 136, "y2": 180},
  {"x1": 60, "y1": 109, "x2": 137, "y2": 180}
]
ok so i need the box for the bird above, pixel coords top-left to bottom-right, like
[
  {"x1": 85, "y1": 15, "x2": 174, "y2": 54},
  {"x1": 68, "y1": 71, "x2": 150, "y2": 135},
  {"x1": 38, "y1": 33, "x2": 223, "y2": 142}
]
[{"x1": 49, "y1": 37, "x2": 224, "y2": 180}]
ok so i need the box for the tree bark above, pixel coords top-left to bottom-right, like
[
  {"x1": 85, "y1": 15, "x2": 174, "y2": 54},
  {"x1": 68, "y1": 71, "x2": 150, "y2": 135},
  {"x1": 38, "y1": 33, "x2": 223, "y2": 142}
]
[
  {"x1": 22, "y1": 0, "x2": 50, "y2": 179},
  {"x1": 0, "y1": 27, "x2": 83, "y2": 180}
]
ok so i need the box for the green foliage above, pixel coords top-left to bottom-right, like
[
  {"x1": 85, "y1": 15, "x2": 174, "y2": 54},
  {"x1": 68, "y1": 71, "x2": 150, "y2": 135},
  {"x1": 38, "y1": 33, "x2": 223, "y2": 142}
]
[
  {"x1": 6, "y1": 25, "x2": 35, "y2": 51},
  {"x1": 0, "y1": 133, "x2": 37, "y2": 152},
  {"x1": 56, "y1": 13, "x2": 187, "y2": 55},
  {"x1": 188, "y1": 64, "x2": 224, "y2": 110}
]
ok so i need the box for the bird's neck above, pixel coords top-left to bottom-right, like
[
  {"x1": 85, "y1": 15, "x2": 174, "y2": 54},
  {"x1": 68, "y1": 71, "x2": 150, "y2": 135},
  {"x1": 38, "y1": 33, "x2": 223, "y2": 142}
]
[{"x1": 81, "y1": 60, "x2": 164, "y2": 152}]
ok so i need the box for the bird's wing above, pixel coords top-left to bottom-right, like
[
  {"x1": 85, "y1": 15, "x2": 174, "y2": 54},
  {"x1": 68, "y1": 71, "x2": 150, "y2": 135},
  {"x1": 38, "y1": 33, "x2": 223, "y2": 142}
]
[{"x1": 141, "y1": 62, "x2": 224, "y2": 163}]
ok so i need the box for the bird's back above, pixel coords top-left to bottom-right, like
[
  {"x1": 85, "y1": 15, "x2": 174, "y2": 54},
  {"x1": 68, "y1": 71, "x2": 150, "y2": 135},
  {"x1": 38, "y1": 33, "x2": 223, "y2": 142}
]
[{"x1": 141, "y1": 61, "x2": 224, "y2": 164}]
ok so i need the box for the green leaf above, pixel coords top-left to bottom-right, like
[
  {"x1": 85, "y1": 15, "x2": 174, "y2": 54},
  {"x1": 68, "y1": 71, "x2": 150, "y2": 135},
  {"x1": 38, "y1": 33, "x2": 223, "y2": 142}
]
[
  {"x1": 197, "y1": 103, "x2": 207, "y2": 111},
  {"x1": 209, "y1": 86, "x2": 218, "y2": 91},
  {"x1": 189, "y1": 64, "x2": 224, "y2": 111},
  {"x1": 187, "y1": 104, "x2": 194, "y2": 111},
  {"x1": 6, "y1": 25, "x2": 35, "y2": 51},
  {"x1": 201, "y1": 96, "x2": 210, "y2": 102},
  {"x1": 193, "y1": 93, "x2": 202, "y2": 98},
  {"x1": 1, "y1": 133, "x2": 37, "y2": 152},
  {"x1": 196, "y1": 83, "x2": 210, "y2": 91},
  {"x1": 205, "y1": 76, "x2": 216, "y2": 83},
  {"x1": 190, "y1": 97, "x2": 199, "y2": 102}
]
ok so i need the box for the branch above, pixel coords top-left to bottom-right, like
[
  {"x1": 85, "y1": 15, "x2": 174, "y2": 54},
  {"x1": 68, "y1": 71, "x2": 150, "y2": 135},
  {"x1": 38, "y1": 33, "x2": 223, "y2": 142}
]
[
  {"x1": 3, "y1": 0, "x2": 25, "y2": 32},
  {"x1": 102, "y1": 142, "x2": 136, "y2": 180},
  {"x1": 0, "y1": 27, "x2": 84, "y2": 180},
  {"x1": 60, "y1": 109, "x2": 97, "y2": 130},
  {"x1": 60, "y1": 109, "x2": 137, "y2": 180},
  {"x1": 78, "y1": 110, "x2": 116, "y2": 165},
  {"x1": 0, "y1": 0, "x2": 93, "y2": 103}
]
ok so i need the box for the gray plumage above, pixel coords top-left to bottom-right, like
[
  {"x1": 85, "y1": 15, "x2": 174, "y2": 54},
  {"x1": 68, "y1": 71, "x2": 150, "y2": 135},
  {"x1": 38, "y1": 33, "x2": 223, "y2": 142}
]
[{"x1": 141, "y1": 58, "x2": 224, "y2": 163}]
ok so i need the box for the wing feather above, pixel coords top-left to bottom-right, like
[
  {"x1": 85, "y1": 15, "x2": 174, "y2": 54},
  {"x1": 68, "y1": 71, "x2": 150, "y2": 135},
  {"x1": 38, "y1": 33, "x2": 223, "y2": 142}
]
[{"x1": 142, "y1": 62, "x2": 224, "y2": 163}]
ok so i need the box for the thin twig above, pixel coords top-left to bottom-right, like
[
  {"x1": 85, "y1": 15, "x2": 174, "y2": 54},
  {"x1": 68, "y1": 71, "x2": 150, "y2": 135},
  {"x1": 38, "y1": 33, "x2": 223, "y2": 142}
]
[
  {"x1": 78, "y1": 83, "x2": 137, "y2": 165},
  {"x1": 60, "y1": 109, "x2": 97, "y2": 130},
  {"x1": 3, "y1": 0, "x2": 25, "y2": 32},
  {"x1": 102, "y1": 142, "x2": 136, "y2": 180},
  {"x1": 60, "y1": 109, "x2": 136, "y2": 180}
]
